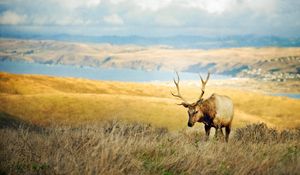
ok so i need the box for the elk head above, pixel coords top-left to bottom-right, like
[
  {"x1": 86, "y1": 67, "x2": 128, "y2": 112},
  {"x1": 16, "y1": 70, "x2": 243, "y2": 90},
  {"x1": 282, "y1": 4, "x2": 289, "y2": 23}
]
[{"x1": 171, "y1": 72, "x2": 210, "y2": 127}]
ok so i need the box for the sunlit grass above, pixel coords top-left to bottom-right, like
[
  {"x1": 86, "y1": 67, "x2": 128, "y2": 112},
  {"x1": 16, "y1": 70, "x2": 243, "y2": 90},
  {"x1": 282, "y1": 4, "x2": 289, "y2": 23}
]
[{"x1": 0, "y1": 72, "x2": 299, "y2": 130}]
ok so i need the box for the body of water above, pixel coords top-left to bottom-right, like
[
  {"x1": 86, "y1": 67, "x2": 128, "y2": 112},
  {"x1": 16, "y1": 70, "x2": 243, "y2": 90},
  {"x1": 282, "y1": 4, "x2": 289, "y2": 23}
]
[
  {"x1": 0, "y1": 60, "x2": 229, "y2": 82},
  {"x1": 1, "y1": 60, "x2": 299, "y2": 99},
  {"x1": 271, "y1": 93, "x2": 300, "y2": 99}
]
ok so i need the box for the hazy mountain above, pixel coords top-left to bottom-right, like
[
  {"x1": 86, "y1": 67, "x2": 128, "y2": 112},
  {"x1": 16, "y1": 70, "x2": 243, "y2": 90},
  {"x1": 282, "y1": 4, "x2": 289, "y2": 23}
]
[{"x1": 1, "y1": 31, "x2": 300, "y2": 49}]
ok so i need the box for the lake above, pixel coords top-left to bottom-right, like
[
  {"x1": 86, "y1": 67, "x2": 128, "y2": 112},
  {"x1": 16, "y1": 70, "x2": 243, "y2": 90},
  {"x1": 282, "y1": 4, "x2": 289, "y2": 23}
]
[
  {"x1": 0, "y1": 60, "x2": 229, "y2": 82},
  {"x1": 1, "y1": 60, "x2": 299, "y2": 99},
  {"x1": 271, "y1": 93, "x2": 300, "y2": 99}
]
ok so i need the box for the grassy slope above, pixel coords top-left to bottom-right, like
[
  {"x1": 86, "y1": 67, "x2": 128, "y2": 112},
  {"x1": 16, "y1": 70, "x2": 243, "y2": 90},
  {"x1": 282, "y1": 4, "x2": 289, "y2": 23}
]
[
  {"x1": 1, "y1": 72, "x2": 300, "y2": 130},
  {"x1": 1, "y1": 121, "x2": 299, "y2": 174}
]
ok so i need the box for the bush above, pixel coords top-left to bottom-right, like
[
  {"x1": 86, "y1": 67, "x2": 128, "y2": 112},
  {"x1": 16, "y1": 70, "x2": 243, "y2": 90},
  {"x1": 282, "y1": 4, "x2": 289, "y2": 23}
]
[{"x1": 234, "y1": 123, "x2": 300, "y2": 143}]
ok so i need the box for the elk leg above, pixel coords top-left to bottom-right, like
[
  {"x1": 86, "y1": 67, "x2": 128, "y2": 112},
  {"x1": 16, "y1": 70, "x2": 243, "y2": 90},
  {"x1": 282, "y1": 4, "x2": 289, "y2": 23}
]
[
  {"x1": 214, "y1": 125, "x2": 223, "y2": 140},
  {"x1": 204, "y1": 125, "x2": 211, "y2": 141},
  {"x1": 225, "y1": 126, "x2": 231, "y2": 142},
  {"x1": 214, "y1": 127, "x2": 218, "y2": 139},
  {"x1": 213, "y1": 118, "x2": 222, "y2": 139},
  {"x1": 219, "y1": 128, "x2": 224, "y2": 136},
  {"x1": 219, "y1": 128, "x2": 226, "y2": 142}
]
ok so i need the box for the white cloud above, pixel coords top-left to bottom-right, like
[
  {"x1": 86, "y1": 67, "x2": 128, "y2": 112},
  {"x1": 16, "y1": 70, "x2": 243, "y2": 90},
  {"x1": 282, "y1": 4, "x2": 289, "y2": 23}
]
[
  {"x1": 30, "y1": 15, "x2": 93, "y2": 26},
  {"x1": 135, "y1": 0, "x2": 172, "y2": 11},
  {"x1": 154, "y1": 15, "x2": 182, "y2": 27},
  {"x1": 103, "y1": 14, "x2": 124, "y2": 25},
  {"x1": 0, "y1": 11, "x2": 26, "y2": 25},
  {"x1": 1, "y1": 0, "x2": 299, "y2": 36},
  {"x1": 55, "y1": 17, "x2": 88, "y2": 26},
  {"x1": 86, "y1": 0, "x2": 101, "y2": 8},
  {"x1": 54, "y1": 0, "x2": 101, "y2": 10},
  {"x1": 183, "y1": 0, "x2": 230, "y2": 14},
  {"x1": 109, "y1": 0, "x2": 125, "y2": 5}
]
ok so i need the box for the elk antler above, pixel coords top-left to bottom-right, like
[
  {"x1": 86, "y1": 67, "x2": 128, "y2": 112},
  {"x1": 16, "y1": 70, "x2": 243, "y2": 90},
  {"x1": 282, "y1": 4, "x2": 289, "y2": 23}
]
[
  {"x1": 171, "y1": 72, "x2": 189, "y2": 105},
  {"x1": 198, "y1": 72, "x2": 210, "y2": 100}
]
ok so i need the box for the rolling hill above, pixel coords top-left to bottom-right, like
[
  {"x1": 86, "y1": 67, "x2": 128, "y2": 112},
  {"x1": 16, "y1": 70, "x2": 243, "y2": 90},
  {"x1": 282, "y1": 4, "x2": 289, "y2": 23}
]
[
  {"x1": 1, "y1": 39, "x2": 300, "y2": 81},
  {"x1": 1, "y1": 72, "x2": 299, "y2": 130}
]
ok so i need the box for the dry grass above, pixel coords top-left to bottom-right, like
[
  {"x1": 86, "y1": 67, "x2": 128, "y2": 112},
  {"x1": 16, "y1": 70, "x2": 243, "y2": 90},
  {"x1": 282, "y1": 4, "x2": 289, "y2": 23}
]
[
  {"x1": 0, "y1": 72, "x2": 299, "y2": 174},
  {"x1": 1, "y1": 72, "x2": 300, "y2": 130},
  {"x1": 0, "y1": 120, "x2": 299, "y2": 175}
]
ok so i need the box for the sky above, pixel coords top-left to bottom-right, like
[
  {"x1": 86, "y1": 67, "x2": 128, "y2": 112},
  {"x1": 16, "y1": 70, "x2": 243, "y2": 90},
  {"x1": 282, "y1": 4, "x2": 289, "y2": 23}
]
[{"x1": 0, "y1": 0, "x2": 299, "y2": 37}]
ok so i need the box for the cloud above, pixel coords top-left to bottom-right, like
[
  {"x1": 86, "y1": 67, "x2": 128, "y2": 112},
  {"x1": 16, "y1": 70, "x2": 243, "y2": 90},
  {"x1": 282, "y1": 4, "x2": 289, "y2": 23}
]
[
  {"x1": 86, "y1": 0, "x2": 101, "y2": 7},
  {"x1": 135, "y1": 0, "x2": 172, "y2": 11},
  {"x1": 109, "y1": 0, "x2": 126, "y2": 5},
  {"x1": 154, "y1": 15, "x2": 182, "y2": 27},
  {"x1": 103, "y1": 14, "x2": 124, "y2": 25},
  {"x1": 183, "y1": 0, "x2": 234, "y2": 14},
  {"x1": 0, "y1": 0, "x2": 299, "y2": 36},
  {"x1": 53, "y1": 0, "x2": 101, "y2": 10},
  {"x1": 0, "y1": 11, "x2": 26, "y2": 25}
]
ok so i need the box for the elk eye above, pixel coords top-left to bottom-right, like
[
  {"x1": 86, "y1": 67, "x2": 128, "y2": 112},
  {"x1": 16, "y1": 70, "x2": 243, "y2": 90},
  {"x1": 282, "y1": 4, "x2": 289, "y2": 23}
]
[{"x1": 194, "y1": 110, "x2": 198, "y2": 114}]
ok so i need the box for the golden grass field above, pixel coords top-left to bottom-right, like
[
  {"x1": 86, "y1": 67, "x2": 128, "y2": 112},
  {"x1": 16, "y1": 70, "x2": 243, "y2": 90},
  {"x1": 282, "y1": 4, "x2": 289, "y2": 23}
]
[
  {"x1": 1, "y1": 72, "x2": 299, "y2": 130},
  {"x1": 1, "y1": 72, "x2": 300, "y2": 174}
]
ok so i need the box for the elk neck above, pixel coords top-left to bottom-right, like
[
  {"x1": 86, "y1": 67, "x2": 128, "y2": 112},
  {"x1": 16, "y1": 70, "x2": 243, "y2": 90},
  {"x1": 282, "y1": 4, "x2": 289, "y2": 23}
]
[{"x1": 197, "y1": 95, "x2": 217, "y2": 121}]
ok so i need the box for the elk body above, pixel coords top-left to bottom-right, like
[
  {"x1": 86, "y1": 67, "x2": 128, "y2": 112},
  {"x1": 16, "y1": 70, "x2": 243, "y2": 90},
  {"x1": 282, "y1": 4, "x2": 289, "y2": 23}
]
[{"x1": 171, "y1": 72, "x2": 234, "y2": 142}]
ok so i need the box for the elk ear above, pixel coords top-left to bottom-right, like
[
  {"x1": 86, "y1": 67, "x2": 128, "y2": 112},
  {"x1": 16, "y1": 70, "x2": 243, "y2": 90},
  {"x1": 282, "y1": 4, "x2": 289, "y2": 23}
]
[{"x1": 178, "y1": 102, "x2": 190, "y2": 108}]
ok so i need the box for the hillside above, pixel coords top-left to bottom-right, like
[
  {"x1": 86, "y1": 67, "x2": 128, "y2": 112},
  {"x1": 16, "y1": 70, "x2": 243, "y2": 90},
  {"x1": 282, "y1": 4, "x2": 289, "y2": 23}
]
[
  {"x1": 1, "y1": 72, "x2": 299, "y2": 130},
  {"x1": 1, "y1": 33, "x2": 300, "y2": 48},
  {"x1": 1, "y1": 39, "x2": 300, "y2": 81},
  {"x1": 1, "y1": 121, "x2": 299, "y2": 174}
]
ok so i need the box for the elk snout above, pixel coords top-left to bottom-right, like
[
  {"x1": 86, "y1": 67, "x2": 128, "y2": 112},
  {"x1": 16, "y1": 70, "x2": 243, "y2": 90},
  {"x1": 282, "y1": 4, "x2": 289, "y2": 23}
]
[{"x1": 188, "y1": 122, "x2": 194, "y2": 127}]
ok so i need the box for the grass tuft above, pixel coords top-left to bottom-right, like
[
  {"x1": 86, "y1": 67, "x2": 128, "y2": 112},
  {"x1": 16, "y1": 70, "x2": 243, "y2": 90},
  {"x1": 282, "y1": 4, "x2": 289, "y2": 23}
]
[
  {"x1": 234, "y1": 123, "x2": 300, "y2": 143},
  {"x1": 1, "y1": 121, "x2": 299, "y2": 174}
]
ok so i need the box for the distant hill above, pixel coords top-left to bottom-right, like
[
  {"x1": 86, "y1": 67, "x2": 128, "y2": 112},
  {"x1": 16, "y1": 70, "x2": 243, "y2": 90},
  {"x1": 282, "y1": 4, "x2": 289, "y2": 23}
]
[
  {"x1": 1, "y1": 31, "x2": 300, "y2": 49},
  {"x1": 1, "y1": 39, "x2": 300, "y2": 81}
]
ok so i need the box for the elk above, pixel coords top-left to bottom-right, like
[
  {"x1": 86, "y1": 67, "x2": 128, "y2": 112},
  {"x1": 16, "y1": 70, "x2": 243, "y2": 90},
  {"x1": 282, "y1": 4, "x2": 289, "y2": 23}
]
[{"x1": 171, "y1": 72, "x2": 234, "y2": 142}]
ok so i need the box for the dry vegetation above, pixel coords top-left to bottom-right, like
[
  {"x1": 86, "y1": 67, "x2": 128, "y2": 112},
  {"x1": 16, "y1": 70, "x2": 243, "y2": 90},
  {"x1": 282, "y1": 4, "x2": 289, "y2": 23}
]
[
  {"x1": 1, "y1": 72, "x2": 300, "y2": 130},
  {"x1": 0, "y1": 120, "x2": 299, "y2": 175},
  {"x1": 0, "y1": 72, "x2": 300, "y2": 174}
]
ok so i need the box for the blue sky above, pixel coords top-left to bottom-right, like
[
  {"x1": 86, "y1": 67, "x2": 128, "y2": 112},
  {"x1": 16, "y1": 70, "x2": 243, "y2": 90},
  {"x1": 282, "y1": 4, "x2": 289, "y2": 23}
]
[{"x1": 0, "y1": 0, "x2": 299, "y2": 37}]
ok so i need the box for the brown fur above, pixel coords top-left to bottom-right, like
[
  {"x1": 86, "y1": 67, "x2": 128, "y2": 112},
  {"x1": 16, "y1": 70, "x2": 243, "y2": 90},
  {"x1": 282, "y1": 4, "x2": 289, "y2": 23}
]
[
  {"x1": 171, "y1": 72, "x2": 233, "y2": 142},
  {"x1": 199, "y1": 95, "x2": 217, "y2": 121},
  {"x1": 184, "y1": 94, "x2": 234, "y2": 142}
]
